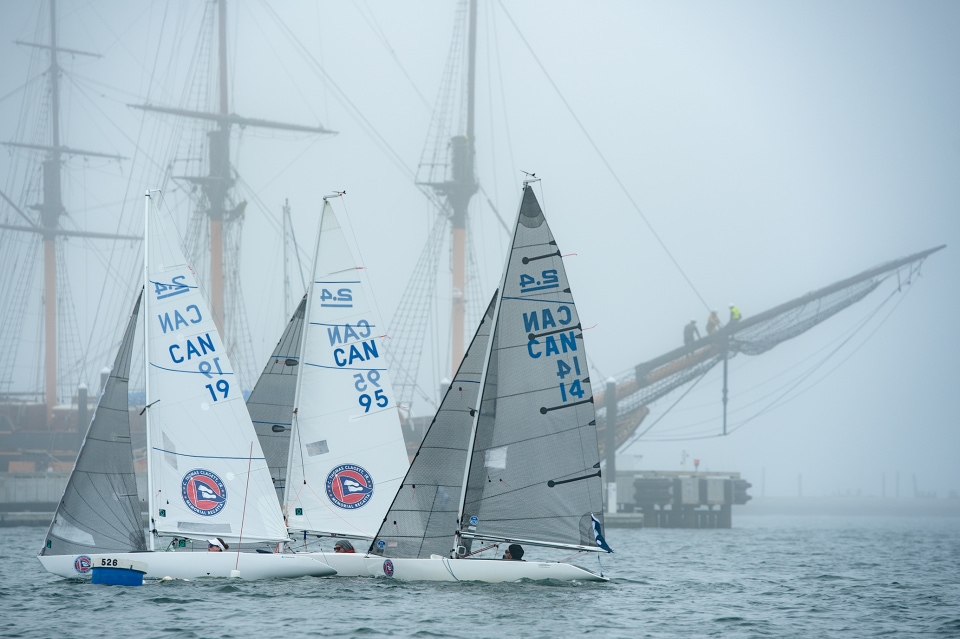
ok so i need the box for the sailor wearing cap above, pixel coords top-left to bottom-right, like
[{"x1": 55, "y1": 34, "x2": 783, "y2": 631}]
[
  {"x1": 207, "y1": 537, "x2": 229, "y2": 552},
  {"x1": 333, "y1": 539, "x2": 355, "y2": 553}
]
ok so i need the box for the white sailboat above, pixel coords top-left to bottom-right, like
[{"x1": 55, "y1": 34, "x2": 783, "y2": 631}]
[
  {"x1": 278, "y1": 198, "x2": 411, "y2": 576},
  {"x1": 37, "y1": 192, "x2": 335, "y2": 580},
  {"x1": 362, "y1": 183, "x2": 612, "y2": 582}
]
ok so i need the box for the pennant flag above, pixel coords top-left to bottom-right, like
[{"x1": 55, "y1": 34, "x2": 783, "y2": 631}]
[{"x1": 591, "y1": 514, "x2": 614, "y2": 553}]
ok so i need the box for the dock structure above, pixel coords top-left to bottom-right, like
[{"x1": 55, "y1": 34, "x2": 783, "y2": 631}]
[{"x1": 610, "y1": 470, "x2": 752, "y2": 529}]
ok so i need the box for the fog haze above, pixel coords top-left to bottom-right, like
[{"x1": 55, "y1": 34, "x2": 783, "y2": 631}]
[{"x1": 1, "y1": 1, "x2": 957, "y2": 499}]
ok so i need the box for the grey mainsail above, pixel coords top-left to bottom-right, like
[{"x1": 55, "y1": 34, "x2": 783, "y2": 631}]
[
  {"x1": 41, "y1": 291, "x2": 146, "y2": 556},
  {"x1": 247, "y1": 294, "x2": 307, "y2": 503},
  {"x1": 372, "y1": 293, "x2": 497, "y2": 559},
  {"x1": 459, "y1": 186, "x2": 603, "y2": 552}
]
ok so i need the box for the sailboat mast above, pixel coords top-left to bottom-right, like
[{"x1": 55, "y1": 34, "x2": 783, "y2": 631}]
[
  {"x1": 209, "y1": 0, "x2": 230, "y2": 334},
  {"x1": 143, "y1": 190, "x2": 155, "y2": 551},
  {"x1": 42, "y1": 0, "x2": 63, "y2": 420}
]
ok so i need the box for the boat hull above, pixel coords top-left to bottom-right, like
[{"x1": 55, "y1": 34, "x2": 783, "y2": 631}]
[
  {"x1": 361, "y1": 555, "x2": 607, "y2": 582},
  {"x1": 38, "y1": 552, "x2": 336, "y2": 580},
  {"x1": 302, "y1": 551, "x2": 373, "y2": 576}
]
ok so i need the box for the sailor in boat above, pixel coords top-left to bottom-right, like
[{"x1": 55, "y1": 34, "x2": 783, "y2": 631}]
[
  {"x1": 333, "y1": 540, "x2": 355, "y2": 554},
  {"x1": 501, "y1": 544, "x2": 524, "y2": 561},
  {"x1": 683, "y1": 319, "x2": 701, "y2": 345},
  {"x1": 207, "y1": 538, "x2": 229, "y2": 552}
]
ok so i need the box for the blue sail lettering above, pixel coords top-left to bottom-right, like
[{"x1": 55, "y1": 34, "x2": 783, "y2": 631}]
[
  {"x1": 186, "y1": 341, "x2": 201, "y2": 360},
  {"x1": 357, "y1": 319, "x2": 371, "y2": 339},
  {"x1": 327, "y1": 325, "x2": 342, "y2": 346},
  {"x1": 327, "y1": 320, "x2": 373, "y2": 346},
  {"x1": 334, "y1": 339, "x2": 380, "y2": 367},
  {"x1": 541, "y1": 309, "x2": 556, "y2": 330},
  {"x1": 527, "y1": 339, "x2": 542, "y2": 359},
  {"x1": 544, "y1": 336, "x2": 560, "y2": 357},
  {"x1": 523, "y1": 312, "x2": 539, "y2": 333},
  {"x1": 159, "y1": 314, "x2": 175, "y2": 334},
  {"x1": 169, "y1": 344, "x2": 183, "y2": 364},
  {"x1": 557, "y1": 305, "x2": 572, "y2": 325},
  {"x1": 560, "y1": 331, "x2": 578, "y2": 353},
  {"x1": 197, "y1": 333, "x2": 216, "y2": 355},
  {"x1": 185, "y1": 304, "x2": 202, "y2": 324}
]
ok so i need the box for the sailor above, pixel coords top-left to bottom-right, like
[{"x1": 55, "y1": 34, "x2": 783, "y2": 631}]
[
  {"x1": 706, "y1": 311, "x2": 721, "y2": 335},
  {"x1": 207, "y1": 537, "x2": 229, "y2": 552},
  {"x1": 334, "y1": 539, "x2": 355, "y2": 554},
  {"x1": 683, "y1": 319, "x2": 701, "y2": 345},
  {"x1": 502, "y1": 544, "x2": 524, "y2": 561},
  {"x1": 729, "y1": 303, "x2": 742, "y2": 323}
]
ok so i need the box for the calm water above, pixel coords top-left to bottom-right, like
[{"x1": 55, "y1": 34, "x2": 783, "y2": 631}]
[{"x1": 2, "y1": 516, "x2": 958, "y2": 638}]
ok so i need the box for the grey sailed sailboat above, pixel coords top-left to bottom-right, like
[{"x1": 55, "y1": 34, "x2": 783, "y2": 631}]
[
  {"x1": 40, "y1": 293, "x2": 147, "y2": 561},
  {"x1": 363, "y1": 184, "x2": 612, "y2": 582}
]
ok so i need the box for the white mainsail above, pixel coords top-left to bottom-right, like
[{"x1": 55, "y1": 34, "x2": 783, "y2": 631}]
[
  {"x1": 144, "y1": 194, "x2": 288, "y2": 544},
  {"x1": 284, "y1": 200, "x2": 409, "y2": 538}
]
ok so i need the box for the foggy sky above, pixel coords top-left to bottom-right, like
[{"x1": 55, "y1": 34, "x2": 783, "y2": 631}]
[{"x1": 0, "y1": 1, "x2": 957, "y2": 498}]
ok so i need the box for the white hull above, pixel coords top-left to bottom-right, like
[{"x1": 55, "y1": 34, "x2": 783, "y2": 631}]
[
  {"x1": 303, "y1": 553, "x2": 605, "y2": 582},
  {"x1": 38, "y1": 552, "x2": 336, "y2": 581},
  {"x1": 303, "y1": 552, "x2": 373, "y2": 577}
]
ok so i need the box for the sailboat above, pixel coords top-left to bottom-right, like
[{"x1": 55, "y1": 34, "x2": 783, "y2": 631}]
[
  {"x1": 273, "y1": 197, "x2": 411, "y2": 576},
  {"x1": 36, "y1": 192, "x2": 336, "y2": 580},
  {"x1": 361, "y1": 184, "x2": 612, "y2": 582}
]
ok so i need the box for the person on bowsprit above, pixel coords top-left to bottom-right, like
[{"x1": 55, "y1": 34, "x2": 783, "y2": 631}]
[
  {"x1": 729, "y1": 303, "x2": 742, "y2": 324},
  {"x1": 207, "y1": 538, "x2": 229, "y2": 552},
  {"x1": 334, "y1": 539, "x2": 355, "y2": 553},
  {"x1": 683, "y1": 319, "x2": 701, "y2": 346},
  {"x1": 706, "y1": 311, "x2": 722, "y2": 335},
  {"x1": 502, "y1": 544, "x2": 524, "y2": 561}
]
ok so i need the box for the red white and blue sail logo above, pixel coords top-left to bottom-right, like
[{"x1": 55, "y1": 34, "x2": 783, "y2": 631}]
[
  {"x1": 74, "y1": 555, "x2": 92, "y2": 574},
  {"x1": 382, "y1": 559, "x2": 395, "y2": 577},
  {"x1": 181, "y1": 469, "x2": 227, "y2": 516},
  {"x1": 325, "y1": 464, "x2": 374, "y2": 509}
]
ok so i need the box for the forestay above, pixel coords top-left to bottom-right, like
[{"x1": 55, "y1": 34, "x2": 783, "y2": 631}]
[
  {"x1": 284, "y1": 201, "x2": 409, "y2": 538},
  {"x1": 41, "y1": 293, "x2": 146, "y2": 557},
  {"x1": 372, "y1": 294, "x2": 497, "y2": 559},
  {"x1": 460, "y1": 186, "x2": 604, "y2": 552},
  {"x1": 247, "y1": 294, "x2": 307, "y2": 503},
  {"x1": 144, "y1": 197, "x2": 287, "y2": 544}
]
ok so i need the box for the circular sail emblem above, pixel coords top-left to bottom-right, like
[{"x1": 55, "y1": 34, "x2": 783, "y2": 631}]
[
  {"x1": 181, "y1": 469, "x2": 227, "y2": 516},
  {"x1": 74, "y1": 556, "x2": 92, "y2": 574},
  {"x1": 383, "y1": 559, "x2": 395, "y2": 577},
  {"x1": 325, "y1": 464, "x2": 374, "y2": 509}
]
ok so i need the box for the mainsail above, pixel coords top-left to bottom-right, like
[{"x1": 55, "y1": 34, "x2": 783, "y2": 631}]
[
  {"x1": 283, "y1": 201, "x2": 409, "y2": 538},
  {"x1": 247, "y1": 294, "x2": 308, "y2": 503},
  {"x1": 144, "y1": 195, "x2": 287, "y2": 544},
  {"x1": 372, "y1": 293, "x2": 497, "y2": 559},
  {"x1": 457, "y1": 186, "x2": 604, "y2": 552},
  {"x1": 41, "y1": 293, "x2": 146, "y2": 557}
]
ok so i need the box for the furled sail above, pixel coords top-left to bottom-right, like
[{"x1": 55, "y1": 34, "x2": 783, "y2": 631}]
[
  {"x1": 284, "y1": 201, "x2": 409, "y2": 538},
  {"x1": 145, "y1": 197, "x2": 287, "y2": 543},
  {"x1": 459, "y1": 186, "x2": 603, "y2": 552},
  {"x1": 247, "y1": 294, "x2": 307, "y2": 503},
  {"x1": 41, "y1": 293, "x2": 146, "y2": 557},
  {"x1": 372, "y1": 293, "x2": 497, "y2": 559}
]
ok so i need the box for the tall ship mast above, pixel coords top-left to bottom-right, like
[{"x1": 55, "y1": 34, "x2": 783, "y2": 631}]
[
  {"x1": 0, "y1": 0, "x2": 137, "y2": 432},
  {"x1": 132, "y1": 0, "x2": 334, "y2": 384}
]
